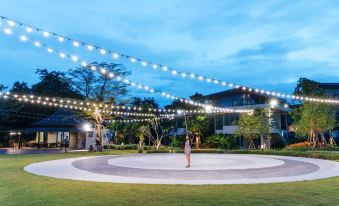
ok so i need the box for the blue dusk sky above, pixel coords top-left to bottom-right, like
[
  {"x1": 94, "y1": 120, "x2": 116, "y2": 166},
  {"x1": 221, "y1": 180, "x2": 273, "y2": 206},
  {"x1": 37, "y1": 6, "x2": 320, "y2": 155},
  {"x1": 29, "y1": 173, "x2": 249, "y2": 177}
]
[{"x1": 0, "y1": 0, "x2": 339, "y2": 105}]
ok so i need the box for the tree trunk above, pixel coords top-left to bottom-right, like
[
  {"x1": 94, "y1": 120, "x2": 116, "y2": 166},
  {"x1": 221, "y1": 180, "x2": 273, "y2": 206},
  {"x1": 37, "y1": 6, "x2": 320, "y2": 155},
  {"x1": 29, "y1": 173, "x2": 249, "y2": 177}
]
[{"x1": 248, "y1": 140, "x2": 255, "y2": 150}]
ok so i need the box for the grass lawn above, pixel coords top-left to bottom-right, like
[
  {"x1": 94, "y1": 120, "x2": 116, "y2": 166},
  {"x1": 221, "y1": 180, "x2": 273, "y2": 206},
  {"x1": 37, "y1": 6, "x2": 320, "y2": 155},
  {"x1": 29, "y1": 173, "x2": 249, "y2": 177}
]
[{"x1": 1, "y1": 150, "x2": 339, "y2": 206}]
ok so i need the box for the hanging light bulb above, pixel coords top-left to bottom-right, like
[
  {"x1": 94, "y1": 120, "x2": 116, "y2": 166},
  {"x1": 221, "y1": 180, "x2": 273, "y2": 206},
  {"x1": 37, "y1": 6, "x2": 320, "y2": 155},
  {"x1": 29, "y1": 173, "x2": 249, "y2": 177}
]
[
  {"x1": 87, "y1": 45, "x2": 93, "y2": 50},
  {"x1": 19, "y1": 35, "x2": 27, "y2": 41},
  {"x1": 100, "y1": 49, "x2": 106, "y2": 54},
  {"x1": 26, "y1": 27, "x2": 33, "y2": 32},
  {"x1": 42, "y1": 31, "x2": 49, "y2": 37}
]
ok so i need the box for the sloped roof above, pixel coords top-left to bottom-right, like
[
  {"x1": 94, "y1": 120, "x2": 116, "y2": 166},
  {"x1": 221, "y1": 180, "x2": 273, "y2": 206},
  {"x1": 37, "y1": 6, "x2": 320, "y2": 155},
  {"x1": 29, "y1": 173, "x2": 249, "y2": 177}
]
[{"x1": 31, "y1": 109, "x2": 85, "y2": 126}]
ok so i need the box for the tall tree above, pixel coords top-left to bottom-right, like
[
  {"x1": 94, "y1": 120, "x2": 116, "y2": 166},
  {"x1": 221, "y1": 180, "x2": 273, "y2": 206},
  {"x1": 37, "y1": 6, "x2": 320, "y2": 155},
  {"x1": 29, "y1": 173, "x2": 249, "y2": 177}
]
[
  {"x1": 32, "y1": 69, "x2": 83, "y2": 99},
  {"x1": 235, "y1": 111, "x2": 270, "y2": 149},
  {"x1": 130, "y1": 97, "x2": 159, "y2": 109},
  {"x1": 293, "y1": 102, "x2": 336, "y2": 147},
  {"x1": 10, "y1": 81, "x2": 30, "y2": 94},
  {"x1": 91, "y1": 62, "x2": 130, "y2": 102},
  {"x1": 294, "y1": 78, "x2": 323, "y2": 97},
  {"x1": 69, "y1": 66, "x2": 96, "y2": 98}
]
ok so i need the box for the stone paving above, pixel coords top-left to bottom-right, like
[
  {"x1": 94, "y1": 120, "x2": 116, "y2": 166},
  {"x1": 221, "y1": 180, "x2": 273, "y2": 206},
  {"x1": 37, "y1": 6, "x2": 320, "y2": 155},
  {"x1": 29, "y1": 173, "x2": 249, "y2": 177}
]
[{"x1": 24, "y1": 153, "x2": 339, "y2": 185}]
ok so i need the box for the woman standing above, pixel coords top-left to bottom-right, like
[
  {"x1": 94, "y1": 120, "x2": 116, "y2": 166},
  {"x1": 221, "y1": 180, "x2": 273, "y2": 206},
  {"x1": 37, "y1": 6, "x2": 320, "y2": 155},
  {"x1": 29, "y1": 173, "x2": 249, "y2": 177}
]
[{"x1": 184, "y1": 135, "x2": 191, "y2": 168}]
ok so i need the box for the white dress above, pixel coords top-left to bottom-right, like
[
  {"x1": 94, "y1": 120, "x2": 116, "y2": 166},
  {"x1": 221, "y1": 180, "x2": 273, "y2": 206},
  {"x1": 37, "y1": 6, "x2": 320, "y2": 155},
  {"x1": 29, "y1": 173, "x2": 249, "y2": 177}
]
[{"x1": 184, "y1": 140, "x2": 191, "y2": 154}]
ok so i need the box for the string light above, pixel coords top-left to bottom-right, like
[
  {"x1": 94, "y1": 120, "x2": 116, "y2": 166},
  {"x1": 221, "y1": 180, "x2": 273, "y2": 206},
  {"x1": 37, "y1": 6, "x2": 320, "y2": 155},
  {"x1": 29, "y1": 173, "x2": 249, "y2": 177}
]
[
  {"x1": 1, "y1": 15, "x2": 335, "y2": 105},
  {"x1": 0, "y1": 29, "x2": 242, "y2": 112}
]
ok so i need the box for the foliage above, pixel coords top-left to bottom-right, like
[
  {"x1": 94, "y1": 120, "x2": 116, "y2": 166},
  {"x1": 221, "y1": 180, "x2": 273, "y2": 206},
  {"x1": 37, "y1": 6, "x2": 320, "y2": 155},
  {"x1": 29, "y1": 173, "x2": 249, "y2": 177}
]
[
  {"x1": 32, "y1": 69, "x2": 83, "y2": 98},
  {"x1": 187, "y1": 115, "x2": 209, "y2": 132},
  {"x1": 235, "y1": 111, "x2": 270, "y2": 140},
  {"x1": 293, "y1": 102, "x2": 336, "y2": 144},
  {"x1": 165, "y1": 92, "x2": 205, "y2": 110},
  {"x1": 10, "y1": 81, "x2": 30, "y2": 94},
  {"x1": 139, "y1": 118, "x2": 169, "y2": 150},
  {"x1": 169, "y1": 135, "x2": 185, "y2": 148},
  {"x1": 205, "y1": 134, "x2": 238, "y2": 149},
  {"x1": 68, "y1": 66, "x2": 96, "y2": 98},
  {"x1": 294, "y1": 78, "x2": 323, "y2": 97},
  {"x1": 130, "y1": 97, "x2": 159, "y2": 109}
]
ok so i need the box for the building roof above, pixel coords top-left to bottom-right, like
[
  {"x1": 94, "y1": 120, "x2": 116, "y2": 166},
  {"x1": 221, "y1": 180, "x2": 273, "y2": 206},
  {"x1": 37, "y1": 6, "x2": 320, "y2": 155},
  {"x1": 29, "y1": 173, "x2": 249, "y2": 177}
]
[
  {"x1": 318, "y1": 83, "x2": 339, "y2": 89},
  {"x1": 205, "y1": 88, "x2": 285, "y2": 102},
  {"x1": 31, "y1": 109, "x2": 85, "y2": 126}
]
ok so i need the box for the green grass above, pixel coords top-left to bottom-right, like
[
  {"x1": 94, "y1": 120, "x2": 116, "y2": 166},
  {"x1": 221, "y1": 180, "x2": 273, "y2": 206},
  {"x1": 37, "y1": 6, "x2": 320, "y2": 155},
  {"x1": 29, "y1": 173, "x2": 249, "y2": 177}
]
[{"x1": 1, "y1": 150, "x2": 339, "y2": 206}]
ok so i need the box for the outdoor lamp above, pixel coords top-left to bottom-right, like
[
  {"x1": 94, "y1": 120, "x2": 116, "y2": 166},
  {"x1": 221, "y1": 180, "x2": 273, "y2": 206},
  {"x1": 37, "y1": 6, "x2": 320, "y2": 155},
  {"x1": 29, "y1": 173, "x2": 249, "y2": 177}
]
[{"x1": 269, "y1": 99, "x2": 278, "y2": 108}]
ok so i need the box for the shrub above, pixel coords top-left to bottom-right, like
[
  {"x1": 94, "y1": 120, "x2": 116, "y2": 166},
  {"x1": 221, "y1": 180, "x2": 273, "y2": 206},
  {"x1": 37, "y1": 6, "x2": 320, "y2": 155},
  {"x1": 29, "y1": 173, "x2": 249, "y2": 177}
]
[
  {"x1": 0, "y1": 143, "x2": 4, "y2": 148},
  {"x1": 205, "y1": 134, "x2": 238, "y2": 149},
  {"x1": 169, "y1": 135, "x2": 184, "y2": 148}
]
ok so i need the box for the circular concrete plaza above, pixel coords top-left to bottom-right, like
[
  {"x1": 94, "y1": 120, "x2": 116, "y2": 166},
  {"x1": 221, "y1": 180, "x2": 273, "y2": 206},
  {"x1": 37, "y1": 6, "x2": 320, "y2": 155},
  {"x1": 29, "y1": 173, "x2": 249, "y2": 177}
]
[{"x1": 24, "y1": 153, "x2": 339, "y2": 185}]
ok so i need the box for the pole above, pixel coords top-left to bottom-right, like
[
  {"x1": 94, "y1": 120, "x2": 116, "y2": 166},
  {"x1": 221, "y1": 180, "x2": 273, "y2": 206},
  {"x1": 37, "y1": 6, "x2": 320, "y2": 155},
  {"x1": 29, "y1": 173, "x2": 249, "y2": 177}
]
[{"x1": 184, "y1": 110, "x2": 188, "y2": 135}]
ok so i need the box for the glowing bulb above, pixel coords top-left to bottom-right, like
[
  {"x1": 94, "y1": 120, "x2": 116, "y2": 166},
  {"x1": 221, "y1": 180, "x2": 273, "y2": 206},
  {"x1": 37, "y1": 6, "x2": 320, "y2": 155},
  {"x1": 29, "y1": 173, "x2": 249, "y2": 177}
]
[
  {"x1": 198, "y1": 76, "x2": 203, "y2": 80},
  {"x1": 71, "y1": 56, "x2": 78, "y2": 61},
  {"x1": 112, "y1": 53, "x2": 119, "y2": 58},
  {"x1": 130, "y1": 58, "x2": 136, "y2": 63},
  {"x1": 162, "y1": 66, "x2": 168, "y2": 71},
  {"x1": 47, "y1": 48, "x2": 53, "y2": 53},
  {"x1": 26, "y1": 27, "x2": 33, "y2": 32},
  {"x1": 81, "y1": 62, "x2": 87, "y2": 67},
  {"x1": 100, "y1": 68, "x2": 106, "y2": 74},
  {"x1": 190, "y1": 74, "x2": 195, "y2": 78},
  {"x1": 152, "y1": 64, "x2": 158, "y2": 69},
  {"x1": 34, "y1": 41, "x2": 41, "y2": 47},
  {"x1": 7, "y1": 20, "x2": 15, "y2": 26},
  {"x1": 100, "y1": 49, "x2": 106, "y2": 54},
  {"x1": 58, "y1": 36, "x2": 64, "y2": 42},
  {"x1": 172, "y1": 70, "x2": 177, "y2": 75},
  {"x1": 42, "y1": 31, "x2": 49, "y2": 37},
  {"x1": 87, "y1": 45, "x2": 93, "y2": 50},
  {"x1": 73, "y1": 41, "x2": 79, "y2": 47},
  {"x1": 141, "y1": 61, "x2": 147, "y2": 66},
  {"x1": 20, "y1": 35, "x2": 27, "y2": 41},
  {"x1": 59, "y1": 53, "x2": 66, "y2": 58},
  {"x1": 4, "y1": 28, "x2": 11, "y2": 34},
  {"x1": 91, "y1": 66, "x2": 96, "y2": 71},
  {"x1": 182, "y1": 73, "x2": 186, "y2": 77}
]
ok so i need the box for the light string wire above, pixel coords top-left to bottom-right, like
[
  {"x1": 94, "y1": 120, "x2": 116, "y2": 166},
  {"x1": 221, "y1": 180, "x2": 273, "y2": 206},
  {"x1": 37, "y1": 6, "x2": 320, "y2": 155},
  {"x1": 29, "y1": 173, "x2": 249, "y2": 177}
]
[
  {"x1": 0, "y1": 91, "x2": 251, "y2": 116},
  {"x1": 0, "y1": 92, "x2": 173, "y2": 117},
  {"x1": 1, "y1": 15, "x2": 338, "y2": 104},
  {"x1": 0, "y1": 26, "x2": 252, "y2": 113}
]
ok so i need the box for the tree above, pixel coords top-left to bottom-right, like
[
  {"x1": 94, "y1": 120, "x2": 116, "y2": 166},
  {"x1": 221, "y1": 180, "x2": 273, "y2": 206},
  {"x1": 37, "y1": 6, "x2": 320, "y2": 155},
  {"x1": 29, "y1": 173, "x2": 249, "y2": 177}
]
[
  {"x1": 69, "y1": 66, "x2": 96, "y2": 98},
  {"x1": 10, "y1": 81, "x2": 31, "y2": 94},
  {"x1": 187, "y1": 115, "x2": 210, "y2": 148},
  {"x1": 130, "y1": 97, "x2": 159, "y2": 109},
  {"x1": 293, "y1": 102, "x2": 336, "y2": 148},
  {"x1": 235, "y1": 112, "x2": 269, "y2": 149},
  {"x1": 294, "y1": 78, "x2": 323, "y2": 97},
  {"x1": 139, "y1": 118, "x2": 169, "y2": 150},
  {"x1": 91, "y1": 62, "x2": 130, "y2": 102},
  {"x1": 165, "y1": 92, "x2": 205, "y2": 110},
  {"x1": 0, "y1": 84, "x2": 8, "y2": 92},
  {"x1": 32, "y1": 69, "x2": 83, "y2": 98}
]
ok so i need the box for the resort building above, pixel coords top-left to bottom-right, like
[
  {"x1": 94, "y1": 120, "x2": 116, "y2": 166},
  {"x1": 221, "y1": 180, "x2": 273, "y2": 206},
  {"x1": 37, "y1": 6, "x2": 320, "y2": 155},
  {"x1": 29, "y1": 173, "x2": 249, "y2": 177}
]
[
  {"x1": 23, "y1": 109, "x2": 97, "y2": 149},
  {"x1": 171, "y1": 88, "x2": 291, "y2": 148}
]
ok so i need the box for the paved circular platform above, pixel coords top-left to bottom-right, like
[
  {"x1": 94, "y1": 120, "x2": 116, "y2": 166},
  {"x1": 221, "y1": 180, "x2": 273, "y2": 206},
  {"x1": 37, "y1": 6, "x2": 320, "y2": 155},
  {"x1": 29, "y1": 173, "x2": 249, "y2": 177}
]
[{"x1": 24, "y1": 153, "x2": 339, "y2": 185}]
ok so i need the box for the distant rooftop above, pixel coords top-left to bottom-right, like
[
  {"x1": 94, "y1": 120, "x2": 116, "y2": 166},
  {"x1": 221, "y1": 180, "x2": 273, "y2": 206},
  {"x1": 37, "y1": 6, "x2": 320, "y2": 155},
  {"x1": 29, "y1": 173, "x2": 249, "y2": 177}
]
[{"x1": 318, "y1": 83, "x2": 339, "y2": 89}]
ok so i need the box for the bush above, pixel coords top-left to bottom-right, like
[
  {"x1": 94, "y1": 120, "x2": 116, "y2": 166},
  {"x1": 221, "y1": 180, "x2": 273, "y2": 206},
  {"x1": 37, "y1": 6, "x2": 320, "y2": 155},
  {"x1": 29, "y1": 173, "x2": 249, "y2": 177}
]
[
  {"x1": 0, "y1": 143, "x2": 4, "y2": 148},
  {"x1": 205, "y1": 134, "x2": 238, "y2": 149},
  {"x1": 169, "y1": 135, "x2": 185, "y2": 148}
]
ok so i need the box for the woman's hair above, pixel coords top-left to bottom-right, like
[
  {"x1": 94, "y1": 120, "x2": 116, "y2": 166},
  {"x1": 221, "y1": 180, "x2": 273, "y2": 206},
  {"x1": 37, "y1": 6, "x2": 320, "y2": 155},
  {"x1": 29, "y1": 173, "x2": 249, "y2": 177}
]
[{"x1": 186, "y1": 135, "x2": 192, "y2": 145}]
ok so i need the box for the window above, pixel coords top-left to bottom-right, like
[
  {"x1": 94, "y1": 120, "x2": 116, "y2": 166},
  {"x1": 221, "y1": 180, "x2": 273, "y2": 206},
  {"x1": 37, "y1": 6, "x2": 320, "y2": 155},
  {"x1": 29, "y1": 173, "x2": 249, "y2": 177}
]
[
  {"x1": 57, "y1": 132, "x2": 70, "y2": 146},
  {"x1": 215, "y1": 114, "x2": 223, "y2": 130},
  {"x1": 224, "y1": 114, "x2": 239, "y2": 125},
  {"x1": 38, "y1": 132, "x2": 48, "y2": 143}
]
